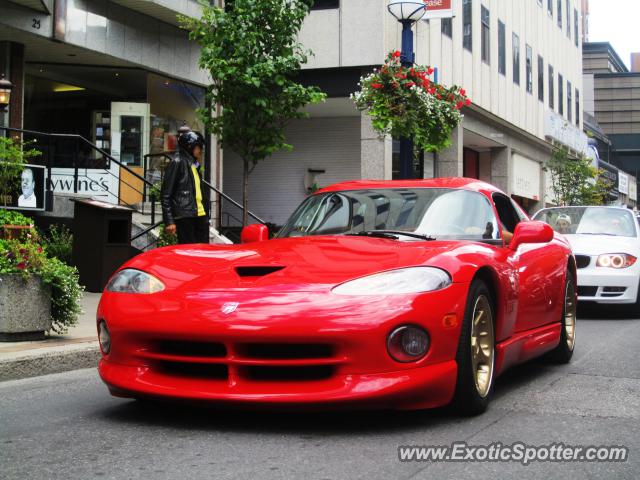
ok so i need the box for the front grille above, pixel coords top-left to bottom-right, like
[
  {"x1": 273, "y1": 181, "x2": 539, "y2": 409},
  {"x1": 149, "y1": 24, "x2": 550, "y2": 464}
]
[
  {"x1": 140, "y1": 339, "x2": 342, "y2": 383},
  {"x1": 578, "y1": 286, "x2": 598, "y2": 297},
  {"x1": 155, "y1": 340, "x2": 226, "y2": 358},
  {"x1": 575, "y1": 255, "x2": 591, "y2": 269},
  {"x1": 240, "y1": 343, "x2": 333, "y2": 360},
  {"x1": 241, "y1": 366, "x2": 335, "y2": 381},
  {"x1": 156, "y1": 362, "x2": 228, "y2": 379}
]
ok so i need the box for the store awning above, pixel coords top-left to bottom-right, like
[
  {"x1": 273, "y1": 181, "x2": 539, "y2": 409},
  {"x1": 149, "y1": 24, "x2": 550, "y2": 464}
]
[
  {"x1": 7, "y1": 0, "x2": 51, "y2": 14},
  {"x1": 109, "y1": 0, "x2": 202, "y2": 27}
]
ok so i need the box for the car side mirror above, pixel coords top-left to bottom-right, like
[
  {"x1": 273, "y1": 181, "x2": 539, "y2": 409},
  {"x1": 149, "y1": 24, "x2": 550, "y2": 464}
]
[
  {"x1": 510, "y1": 221, "x2": 554, "y2": 250},
  {"x1": 241, "y1": 224, "x2": 269, "y2": 243}
]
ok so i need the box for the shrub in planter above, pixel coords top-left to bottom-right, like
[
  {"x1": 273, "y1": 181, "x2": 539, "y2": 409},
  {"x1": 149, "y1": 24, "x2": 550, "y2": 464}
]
[
  {"x1": 0, "y1": 235, "x2": 84, "y2": 336},
  {"x1": 352, "y1": 51, "x2": 470, "y2": 153},
  {"x1": 41, "y1": 224, "x2": 74, "y2": 265}
]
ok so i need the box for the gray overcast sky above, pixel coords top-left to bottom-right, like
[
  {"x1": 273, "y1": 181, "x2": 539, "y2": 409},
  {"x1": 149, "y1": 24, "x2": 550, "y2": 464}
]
[{"x1": 588, "y1": 0, "x2": 640, "y2": 69}]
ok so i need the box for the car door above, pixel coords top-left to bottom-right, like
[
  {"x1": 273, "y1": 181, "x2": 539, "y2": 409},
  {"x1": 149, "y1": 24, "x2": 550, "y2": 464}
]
[{"x1": 493, "y1": 194, "x2": 563, "y2": 332}]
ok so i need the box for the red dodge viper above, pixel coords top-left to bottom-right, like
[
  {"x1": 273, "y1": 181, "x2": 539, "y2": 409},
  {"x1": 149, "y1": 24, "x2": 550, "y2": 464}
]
[{"x1": 97, "y1": 178, "x2": 576, "y2": 414}]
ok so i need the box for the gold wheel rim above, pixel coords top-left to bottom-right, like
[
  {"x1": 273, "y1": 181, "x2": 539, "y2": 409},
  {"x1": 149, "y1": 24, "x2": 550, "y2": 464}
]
[
  {"x1": 470, "y1": 295, "x2": 495, "y2": 398},
  {"x1": 564, "y1": 277, "x2": 577, "y2": 351}
]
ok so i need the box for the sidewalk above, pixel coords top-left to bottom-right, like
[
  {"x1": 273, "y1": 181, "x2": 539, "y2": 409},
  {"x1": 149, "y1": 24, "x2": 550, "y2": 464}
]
[{"x1": 0, "y1": 292, "x2": 101, "y2": 381}]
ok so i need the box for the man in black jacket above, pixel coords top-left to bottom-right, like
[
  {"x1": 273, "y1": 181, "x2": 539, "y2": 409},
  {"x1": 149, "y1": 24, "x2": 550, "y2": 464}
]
[{"x1": 160, "y1": 130, "x2": 210, "y2": 244}]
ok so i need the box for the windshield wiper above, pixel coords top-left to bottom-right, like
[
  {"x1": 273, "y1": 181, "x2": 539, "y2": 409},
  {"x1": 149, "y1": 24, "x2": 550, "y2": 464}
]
[{"x1": 349, "y1": 230, "x2": 436, "y2": 241}]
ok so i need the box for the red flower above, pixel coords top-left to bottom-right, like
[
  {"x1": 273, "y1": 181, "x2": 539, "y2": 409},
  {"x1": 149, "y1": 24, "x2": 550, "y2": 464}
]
[
  {"x1": 465, "y1": 98, "x2": 472, "y2": 106},
  {"x1": 19, "y1": 248, "x2": 27, "y2": 255},
  {"x1": 16, "y1": 262, "x2": 26, "y2": 270},
  {"x1": 371, "y1": 83, "x2": 383, "y2": 89},
  {"x1": 392, "y1": 51, "x2": 401, "y2": 58},
  {"x1": 456, "y1": 101, "x2": 464, "y2": 109},
  {"x1": 460, "y1": 88, "x2": 466, "y2": 96},
  {"x1": 427, "y1": 67, "x2": 434, "y2": 75},
  {"x1": 406, "y1": 82, "x2": 416, "y2": 88},
  {"x1": 436, "y1": 94, "x2": 442, "y2": 99}
]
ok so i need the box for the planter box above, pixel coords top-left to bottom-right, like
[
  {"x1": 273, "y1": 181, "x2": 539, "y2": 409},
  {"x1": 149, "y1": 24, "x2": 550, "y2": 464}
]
[{"x1": 0, "y1": 274, "x2": 52, "y2": 341}]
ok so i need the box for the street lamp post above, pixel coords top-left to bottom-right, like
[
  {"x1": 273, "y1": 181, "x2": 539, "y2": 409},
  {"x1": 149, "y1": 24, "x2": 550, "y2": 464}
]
[{"x1": 387, "y1": 1, "x2": 426, "y2": 179}]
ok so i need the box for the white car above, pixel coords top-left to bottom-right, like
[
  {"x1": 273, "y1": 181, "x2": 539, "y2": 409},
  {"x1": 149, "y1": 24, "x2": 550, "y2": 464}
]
[{"x1": 533, "y1": 206, "x2": 640, "y2": 308}]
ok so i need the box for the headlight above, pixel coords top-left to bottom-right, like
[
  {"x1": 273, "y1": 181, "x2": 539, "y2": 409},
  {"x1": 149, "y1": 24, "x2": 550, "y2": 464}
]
[
  {"x1": 596, "y1": 254, "x2": 637, "y2": 269},
  {"x1": 106, "y1": 269, "x2": 165, "y2": 294},
  {"x1": 332, "y1": 267, "x2": 451, "y2": 295}
]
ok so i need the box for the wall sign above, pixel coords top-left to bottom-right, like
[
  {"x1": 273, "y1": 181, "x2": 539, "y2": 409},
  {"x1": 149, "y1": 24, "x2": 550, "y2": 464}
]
[
  {"x1": 422, "y1": 0, "x2": 453, "y2": 20},
  {"x1": 0, "y1": 163, "x2": 46, "y2": 211},
  {"x1": 618, "y1": 172, "x2": 629, "y2": 196}
]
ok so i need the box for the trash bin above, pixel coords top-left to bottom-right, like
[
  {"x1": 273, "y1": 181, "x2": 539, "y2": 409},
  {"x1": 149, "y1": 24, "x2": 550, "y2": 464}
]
[{"x1": 72, "y1": 199, "x2": 134, "y2": 293}]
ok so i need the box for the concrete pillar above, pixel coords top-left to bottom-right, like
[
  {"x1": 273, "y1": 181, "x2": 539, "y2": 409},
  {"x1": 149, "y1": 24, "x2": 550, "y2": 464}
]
[
  {"x1": 0, "y1": 42, "x2": 25, "y2": 130},
  {"x1": 491, "y1": 146, "x2": 512, "y2": 194},
  {"x1": 435, "y1": 124, "x2": 463, "y2": 177},
  {"x1": 360, "y1": 113, "x2": 392, "y2": 180}
]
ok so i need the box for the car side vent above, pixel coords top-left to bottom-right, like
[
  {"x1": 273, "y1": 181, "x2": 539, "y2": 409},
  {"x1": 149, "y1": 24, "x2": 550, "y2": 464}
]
[{"x1": 235, "y1": 266, "x2": 285, "y2": 277}]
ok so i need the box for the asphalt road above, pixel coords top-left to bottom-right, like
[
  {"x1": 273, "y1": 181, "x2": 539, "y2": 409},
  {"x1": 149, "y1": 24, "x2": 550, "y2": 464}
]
[{"x1": 2, "y1": 310, "x2": 639, "y2": 480}]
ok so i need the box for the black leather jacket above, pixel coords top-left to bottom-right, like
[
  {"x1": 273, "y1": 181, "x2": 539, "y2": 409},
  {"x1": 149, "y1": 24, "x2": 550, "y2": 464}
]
[{"x1": 160, "y1": 151, "x2": 209, "y2": 225}]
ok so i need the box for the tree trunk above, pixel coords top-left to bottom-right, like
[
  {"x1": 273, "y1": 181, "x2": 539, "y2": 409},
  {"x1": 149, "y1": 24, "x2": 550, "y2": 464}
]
[{"x1": 242, "y1": 157, "x2": 249, "y2": 227}]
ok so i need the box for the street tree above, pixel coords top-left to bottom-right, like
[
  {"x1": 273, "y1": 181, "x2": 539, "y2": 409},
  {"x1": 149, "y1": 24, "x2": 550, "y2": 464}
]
[
  {"x1": 182, "y1": 0, "x2": 326, "y2": 226},
  {"x1": 545, "y1": 146, "x2": 611, "y2": 206}
]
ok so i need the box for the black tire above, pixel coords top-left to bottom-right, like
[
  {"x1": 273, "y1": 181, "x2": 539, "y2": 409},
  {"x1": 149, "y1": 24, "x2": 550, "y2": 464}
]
[
  {"x1": 546, "y1": 269, "x2": 576, "y2": 364},
  {"x1": 451, "y1": 279, "x2": 495, "y2": 416}
]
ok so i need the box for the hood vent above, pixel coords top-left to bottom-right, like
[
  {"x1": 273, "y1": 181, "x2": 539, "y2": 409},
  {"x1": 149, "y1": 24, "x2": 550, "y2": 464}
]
[{"x1": 235, "y1": 266, "x2": 285, "y2": 277}]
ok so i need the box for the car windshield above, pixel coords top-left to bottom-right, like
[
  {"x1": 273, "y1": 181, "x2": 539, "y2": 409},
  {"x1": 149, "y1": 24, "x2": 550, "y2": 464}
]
[
  {"x1": 277, "y1": 188, "x2": 501, "y2": 241},
  {"x1": 533, "y1": 207, "x2": 637, "y2": 237}
]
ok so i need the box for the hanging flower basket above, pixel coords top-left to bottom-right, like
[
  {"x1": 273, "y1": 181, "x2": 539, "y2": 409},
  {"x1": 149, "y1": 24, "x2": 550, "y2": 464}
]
[{"x1": 351, "y1": 51, "x2": 470, "y2": 153}]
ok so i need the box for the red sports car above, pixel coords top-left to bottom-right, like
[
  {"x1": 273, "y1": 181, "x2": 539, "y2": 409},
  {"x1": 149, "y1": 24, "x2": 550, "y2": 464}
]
[{"x1": 97, "y1": 178, "x2": 576, "y2": 414}]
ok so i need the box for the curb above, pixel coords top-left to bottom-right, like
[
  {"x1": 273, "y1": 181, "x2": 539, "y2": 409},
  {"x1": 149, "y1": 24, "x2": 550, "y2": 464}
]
[{"x1": 0, "y1": 342, "x2": 101, "y2": 382}]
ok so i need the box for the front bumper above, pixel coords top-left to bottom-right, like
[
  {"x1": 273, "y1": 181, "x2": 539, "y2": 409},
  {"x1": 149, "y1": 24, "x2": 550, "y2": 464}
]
[
  {"x1": 96, "y1": 284, "x2": 468, "y2": 410},
  {"x1": 576, "y1": 266, "x2": 639, "y2": 304},
  {"x1": 99, "y1": 359, "x2": 457, "y2": 410}
]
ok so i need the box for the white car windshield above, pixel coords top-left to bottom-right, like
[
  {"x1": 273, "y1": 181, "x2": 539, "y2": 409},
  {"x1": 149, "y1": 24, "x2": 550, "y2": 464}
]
[
  {"x1": 534, "y1": 207, "x2": 637, "y2": 238},
  {"x1": 277, "y1": 188, "x2": 501, "y2": 241}
]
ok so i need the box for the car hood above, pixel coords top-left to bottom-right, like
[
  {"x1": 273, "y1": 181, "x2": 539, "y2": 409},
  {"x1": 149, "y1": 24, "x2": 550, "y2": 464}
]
[
  {"x1": 125, "y1": 235, "x2": 479, "y2": 292},
  {"x1": 565, "y1": 234, "x2": 640, "y2": 256}
]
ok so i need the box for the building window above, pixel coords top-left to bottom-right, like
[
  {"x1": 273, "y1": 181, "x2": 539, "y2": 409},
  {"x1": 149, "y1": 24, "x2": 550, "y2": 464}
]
[
  {"x1": 575, "y1": 88, "x2": 580, "y2": 126},
  {"x1": 498, "y1": 21, "x2": 506, "y2": 75},
  {"x1": 311, "y1": 0, "x2": 339, "y2": 9},
  {"x1": 512, "y1": 33, "x2": 520, "y2": 85},
  {"x1": 463, "y1": 0, "x2": 473, "y2": 51},
  {"x1": 442, "y1": 18, "x2": 452, "y2": 38},
  {"x1": 566, "y1": 0, "x2": 571, "y2": 37},
  {"x1": 557, "y1": 0, "x2": 562, "y2": 28},
  {"x1": 567, "y1": 81, "x2": 572, "y2": 122},
  {"x1": 526, "y1": 45, "x2": 533, "y2": 94},
  {"x1": 548, "y1": 0, "x2": 553, "y2": 16},
  {"x1": 538, "y1": 55, "x2": 544, "y2": 102},
  {"x1": 549, "y1": 65, "x2": 554, "y2": 109},
  {"x1": 481, "y1": 6, "x2": 490, "y2": 64},
  {"x1": 574, "y1": 8, "x2": 579, "y2": 47},
  {"x1": 558, "y1": 74, "x2": 564, "y2": 115}
]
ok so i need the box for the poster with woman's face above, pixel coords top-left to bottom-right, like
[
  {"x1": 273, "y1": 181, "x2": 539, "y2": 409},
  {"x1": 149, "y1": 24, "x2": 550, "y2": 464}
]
[{"x1": 0, "y1": 163, "x2": 46, "y2": 211}]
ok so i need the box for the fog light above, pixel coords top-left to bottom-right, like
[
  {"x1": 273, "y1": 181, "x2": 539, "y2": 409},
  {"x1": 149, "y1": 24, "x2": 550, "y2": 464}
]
[
  {"x1": 387, "y1": 325, "x2": 430, "y2": 362},
  {"x1": 98, "y1": 321, "x2": 111, "y2": 355}
]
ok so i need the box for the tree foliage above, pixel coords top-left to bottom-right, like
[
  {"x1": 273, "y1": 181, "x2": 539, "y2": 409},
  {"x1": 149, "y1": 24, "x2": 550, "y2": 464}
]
[
  {"x1": 545, "y1": 146, "x2": 612, "y2": 206},
  {"x1": 182, "y1": 0, "x2": 326, "y2": 225}
]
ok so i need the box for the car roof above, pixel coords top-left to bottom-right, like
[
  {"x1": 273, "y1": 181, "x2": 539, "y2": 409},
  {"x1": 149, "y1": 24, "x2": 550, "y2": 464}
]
[{"x1": 316, "y1": 178, "x2": 504, "y2": 196}]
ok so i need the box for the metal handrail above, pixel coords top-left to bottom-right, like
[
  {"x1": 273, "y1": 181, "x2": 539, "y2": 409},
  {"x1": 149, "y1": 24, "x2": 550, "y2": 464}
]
[{"x1": 131, "y1": 220, "x2": 164, "y2": 243}]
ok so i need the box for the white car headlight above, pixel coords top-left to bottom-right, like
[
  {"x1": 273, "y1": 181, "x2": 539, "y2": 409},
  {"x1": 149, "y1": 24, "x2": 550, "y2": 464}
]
[
  {"x1": 106, "y1": 269, "x2": 165, "y2": 294},
  {"x1": 596, "y1": 254, "x2": 637, "y2": 269},
  {"x1": 332, "y1": 267, "x2": 451, "y2": 295}
]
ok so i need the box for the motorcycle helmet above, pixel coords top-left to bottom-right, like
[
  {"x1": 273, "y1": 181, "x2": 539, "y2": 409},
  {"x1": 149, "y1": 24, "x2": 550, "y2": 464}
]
[{"x1": 178, "y1": 130, "x2": 205, "y2": 156}]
